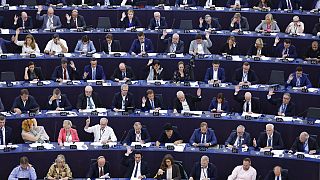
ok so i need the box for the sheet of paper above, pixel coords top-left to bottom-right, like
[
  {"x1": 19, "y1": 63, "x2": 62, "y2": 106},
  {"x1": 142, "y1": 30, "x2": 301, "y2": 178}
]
[
  {"x1": 231, "y1": 55, "x2": 242, "y2": 61},
  {"x1": 1, "y1": 29, "x2": 10, "y2": 34},
  {"x1": 274, "y1": 116, "x2": 292, "y2": 122},
  {"x1": 181, "y1": 110, "x2": 203, "y2": 115},
  {"x1": 308, "y1": 88, "x2": 319, "y2": 93},
  {"x1": 147, "y1": 53, "x2": 157, "y2": 57},
  {"x1": 149, "y1": 110, "x2": 168, "y2": 114},
  {"x1": 0, "y1": 144, "x2": 18, "y2": 149}
]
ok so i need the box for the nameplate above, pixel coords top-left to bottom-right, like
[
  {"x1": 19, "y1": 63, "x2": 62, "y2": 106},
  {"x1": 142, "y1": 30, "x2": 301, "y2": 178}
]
[
  {"x1": 77, "y1": 28, "x2": 84, "y2": 32},
  {"x1": 107, "y1": 5, "x2": 114, "y2": 9},
  {"x1": 184, "y1": 6, "x2": 191, "y2": 10},
  {"x1": 286, "y1": 9, "x2": 293, "y2": 13},
  {"x1": 198, "y1": 54, "x2": 205, "y2": 59},
  {"x1": 153, "y1": 111, "x2": 159, "y2": 116},
  {"x1": 242, "y1": 85, "x2": 249, "y2": 89},
  {"x1": 291, "y1": 33, "x2": 298, "y2": 37},
  {"x1": 36, "y1": 82, "x2": 43, "y2": 86},
  {"x1": 169, "y1": 54, "x2": 176, "y2": 58},
  {"x1": 235, "y1": 7, "x2": 241, "y2": 11},
  {"x1": 70, "y1": 145, "x2": 77, "y2": 149},
  {"x1": 244, "y1": 115, "x2": 252, "y2": 120},
  {"x1": 307, "y1": 120, "x2": 315, "y2": 125},
  {"x1": 213, "y1": 113, "x2": 221, "y2": 118},
  {"x1": 96, "y1": 81, "x2": 103, "y2": 86},
  {"x1": 212, "y1": 83, "x2": 220, "y2": 87},
  {"x1": 102, "y1": 144, "x2": 109, "y2": 149},
  {"x1": 237, "y1": 31, "x2": 244, "y2": 35},
  {"x1": 301, "y1": 88, "x2": 308, "y2": 93},
  {"x1": 260, "y1": 8, "x2": 268, "y2": 12},
  {"x1": 122, "y1": 111, "x2": 129, "y2": 116},
  {"x1": 29, "y1": 112, "x2": 36, "y2": 117},
  {"x1": 253, "y1": 57, "x2": 261, "y2": 61},
  {"x1": 263, "y1": 32, "x2": 271, "y2": 36},
  {"x1": 142, "y1": 53, "x2": 148, "y2": 58},
  {"x1": 57, "y1": 53, "x2": 64, "y2": 57},
  {"x1": 29, "y1": 54, "x2": 36, "y2": 58},
  {"x1": 209, "y1": 6, "x2": 216, "y2": 10},
  {"x1": 312, "y1": 9, "x2": 319, "y2": 13},
  {"x1": 60, "y1": 112, "x2": 68, "y2": 116},
  {"x1": 56, "y1": 4, "x2": 63, "y2": 8},
  {"x1": 199, "y1": 146, "x2": 207, "y2": 151},
  {"x1": 183, "y1": 112, "x2": 192, "y2": 117},
  {"x1": 3, "y1": 147, "x2": 10, "y2": 152},
  {"x1": 91, "y1": 111, "x2": 99, "y2": 116},
  {"x1": 154, "y1": 81, "x2": 161, "y2": 86},
  {"x1": 3, "y1": 5, "x2": 9, "y2": 10},
  {"x1": 275, "y1": 118, "x2": 283, "y2": 122},
  {"x1": 86, "y1": 53, "x2": 93, "y2": 57},
  {"x1": 66, "y1": 81, "x2": 73, "y2": 85},
  {"x1": 50, "y1": 28, "x2": 56, "y2": 32},
  {"x1": 113, "y1": 53, "x2": 121, "y2": 57},
  {"x1": 23, "y1": 29, "x2": 29, "y2": 33},
  {"x1": 104, "y1": 28, "x2": 111, "y2": 32},
  {"x1": 232, "y1": 147, "x2": 239, "y2": 153},
  {"x1": 297, "y1": 154, "x2": 305, "y2": 159},
  {"x1": 167, "y1": 145, "x2": 174, "y2": 150},
  {"x1": 184, "y1": 82, "x2": 190, "y2": 86},
  {"x1": 264, "y1": 151, "x2": 273, "y2": 156},
  {"x1": 310, "y1": 60, "x2": 318, "y2": 64},
  {"x1": 1, "y1": 55, "x2": 7, "y2": 59},
  {"x1": 37, "y1": 145, "x2": 44, "y2": 150},
  {"x1": 130, "y1": 28, "x2": 137, "y2": 32},
  {"x1": 226, "y1": 55, "x2": 232, "y2": 60},
  {"x1": 81, "y1": 4, "x2": 89, "y2": 8},
  {"x1": 6, "y1": 82, "x2": 13, "y2": 87},
  {"x1": 184, "y1": 30, "x2": 190, "y2": 33},
  {"x1": 135, "y1": 145, "x2": 142, "y2": 149}
]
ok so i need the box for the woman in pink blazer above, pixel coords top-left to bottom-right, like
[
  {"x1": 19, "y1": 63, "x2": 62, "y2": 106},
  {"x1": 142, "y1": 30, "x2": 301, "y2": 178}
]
[{"x1": 58, "y1": 120, "x2": 80, "y2": 145}]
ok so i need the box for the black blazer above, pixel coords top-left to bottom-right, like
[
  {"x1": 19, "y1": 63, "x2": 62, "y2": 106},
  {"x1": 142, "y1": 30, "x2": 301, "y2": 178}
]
[
  {"x1": 86, "y1": 161, "x2": 111, "y2": 178},
  {"x1": 225, "y1": 131, "x2": 252, "y2": 146},
  {"x1": 76, "y1": 92, "x2": 102, "y2": 109},
  {"x1": 163, "y1": 38, "x2": 185, "y2": 54},
  {"x1": 66, "y1": 15, "x2": 86, "y2": 28},
  {"x1": 11, "y1": 95, "x2": 39, "y2": 113},
  {"x1": 13, "y1": 16, "x2": 33, "y2": 29},
  {"x1": 232, "y1": 68, "x2": 259, "y2": 85},
  {"x1": 111, "y1": 92, "x2": 135, "y2": 110},
  {"x1": 256, "y1": 130, "x2": 284, "y2": 150},
  {"x1": 111, "y1": 66, "x2": 136, "y2": 81},
  {"x1": 148, "y1": 17, "x2": 167, "y2": 30},
  {"x1": 264, "y1": 169, "x2": 288, "y2": 180},
  {"x1": 156, "y1": 164, "x2": 181, "y2": 180},
  {"x1": 173, "y1": 94, "x2": 201, "y2": 112},
  {"x1": 120, "y1": 17, "x2": 141, "y2": 28},
  {"x1": 141, "y1": 96, "x2": 163, "y2": 111},
  {"x1": 291, "y1": 137, "x2": 320, "y2": 154},
  {"x1": 313, "y1": 23, "x2": 320, "y2": 36},
  {"x1": 189, "y1": 162, "x2": 217, "y2": 180},
  {"x1": 47, "y1": 94, "x2": 72, "y2": 111},
  {"x1": 102, "y1": 40, "x2": 121, "y2": 54},
  {"x1": 247, "y1": 44, "x2": 269, "y2": 56},
  {"x1": 0, "y1": 126, "x2": 13, "y2": 145},
  {"x1": 220, "y1": 43, "x2": 239, "y2": 55},
  {"x1": 233, "y1": 93, "x2": 261, "y2": 113},
  {"x1": 26, "y1": 67, "x2": 44, "y2": 81},
  {"x1": 267, "y1": 97, "x2": 296, "y2": 117},
  {"x1": 229, "y1": 17, "x2": 250, "y2": 31},
  {"x1": 121, "y1": 154, "x2": 150, "y2": 178},
  {"x1": 123, "y1": 128, "x2": 151, "y2": 145},
  {"x1": 51, "y1": 65, "x2": 79, "y2": 81}
]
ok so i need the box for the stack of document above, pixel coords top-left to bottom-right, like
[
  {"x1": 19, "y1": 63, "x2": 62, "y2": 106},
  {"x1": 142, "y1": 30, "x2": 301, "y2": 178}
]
[
  {"x1": 64, "y1": 142, "x2": 88, "y2": 150},
  {"x1": 274, "y1": 116, "x2": 292, "y2": 122},
  {"x1": 0, "y1": 144, "x2": 18, "y2": 149},
  {"x1": 29, "y1": 143, "x2": 54, "y2": 149},
  {"x1": 241, "y1": 112, "x2": 261, "y2": 118},
  {"x1": 131, "y1": 142, "x2": 151, "y2": 147}
]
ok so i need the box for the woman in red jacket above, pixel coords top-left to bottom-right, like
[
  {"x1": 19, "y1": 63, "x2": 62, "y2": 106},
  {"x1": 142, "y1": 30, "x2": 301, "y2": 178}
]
[{"x1": 58, "y1": 120, "x2": 80, "y2": 146}]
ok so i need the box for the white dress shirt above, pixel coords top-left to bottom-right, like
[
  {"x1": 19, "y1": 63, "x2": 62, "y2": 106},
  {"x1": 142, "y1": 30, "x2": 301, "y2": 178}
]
[
  {"x1": 228, "y1": 165, "x2": 257, "y2": 180},
  {"x1": 131, "y1": 161, "x2": 142, "y2": 179},
  {"x1": 121, "y1": 95, "x2": 126, "y2": 110},
  {"x1": 46, "y1": 16, "x2": 54, "y2": 29},
  {"x1": 200, "y1": 167, "x2": 208, "y2": 179},
  {"x1": 140, "y1": 43, "x2": 145, "y2": 53},
  {"x1": 15, "y1": 41, "x2": 40, "y2": 54},
  {"x1": 135, "y1": 132, "x2": 141, "y2": 141},
  {"x1": 181, "y1": 100, "x2": 190, "y2": 111},
  {"x1": 217, "y1": 103, "x2": 222, "y2": 111},
  {"x1": 243, "y1": 101, "x2": 252, "y2": 113},
  {"x1": 213, "y1": 69, "x2": 218, "y2": 80},
  {"x1": 84, "y1": 124, "x2": 117, "y2": 142},
  {"x1": 166, "y1": 167, "x2": 173, "y2": 180},
  {"x1": 197, "y1": 44, "x2": 205, "y2": 54},
  {"x1": 206, "y1": 0, "x2": 213, "y2": 6},
  {"x1": 242, "y1": 71, "x2": 248, "y2": 82},
  {"x1": 44, "y1": 39, "x2": 68, "y2": 54},
  {"x1": 0, "y1": 46, "x2": 3, "y2": 54},
  {"x1": 86, "y1": 96, "x2": 96, "y2": 109},
  {"x1": 316, "y1": 1, "x2": 320, "y2": 9},
  {"x1": 1, "y1": 127, "x2": 5, "y2": 145}
]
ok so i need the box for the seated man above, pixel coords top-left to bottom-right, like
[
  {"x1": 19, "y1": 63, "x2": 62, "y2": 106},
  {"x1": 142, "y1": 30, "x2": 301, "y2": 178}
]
[
  {"x1": 66, "y1": 9, "x2": 86, "y2": 29},
  {"x1": 36, "y1": 6, "x2": 62, "y2": 29},
  {"x1": 225, "y1": 125, "x2": 251, "y2": 148},
  {"x1": 253, "y1": 124, "x2": 284, "y2": 150},
  {"x1": 173, "y1": 89, "x2": 201, "y2": 113},
  {"x1": 267, "y1": 89, "x2": 296, "y2": 117},
  {"x1": 13, "y1": 12, "x2": 33, "y2": 29},
  {"x1": 228, "y1": 158, "x2": 256, "y2": 180},
  {"x1": 278, "y1": 0, "x2": 299, "y2": 10},
  {"x1": 76, "y1": 85, "x2": 102, "y2": 110},
  {"x1": 47, "y1": 88, "x2": 72, "y2": 111},
  {"x1": 46, "y1": 0, "x2": 66, "y2": 6},
  {"x1": 285, "y1": 16, "x2": 304, "y2": 34},
  {"x1": 273, "y1": 37, "x2": 297, "y2": 58},
  {"x1": 0, "y1": 116, "x2": 13, "y2": 145},
  {"x1": 198, "y1": 14, "x2": 221, "y2": 31},
  {"x1": 86, "y1": 156, "x2": 111, "y2": 179},
  {"x1": 146, "y1": 59, "x2": 164, "y2": 80},
  {"x1": 44, "y1": 34, "x2": 68, "y2": 55},
  {"x1": 11, "y1": 89, "x2": 39, "y2": 114},
  {"x1": 161, "y1": 31, "x2": 184, "y2": 54},
  {"x1": 102, "y1": 34, "x2": 121, "y2": 54},
  {"x1": 229, "y1": 13, "x2": 249, "y2": 32},
  {"x1": 8, "y1": 156, "x2": 37, "y2": 180},
  {"x1": 129, "y1": 32, "x2": 154, "y2": 55},
  {"x1": 232, "y1": 62, "x2": 259, "y2": 85},
  {"x1": 121, "y1": 148, "x2": 150, "y2": 179},
  {"x1": 84, "y1": 117, "x2": 117, "y2": 143},
  {"x1": 264, "y1": 166, "x2": 288, "y2": 180},
  {"x1": 156, "y1": 123, "x2": 183, "y2": 146},
  {"x1": 226, "y1": 0, "x2": 249, "y2": 8},
  {"x1": 141, "y1": 89, "x2": 162, "y2": 111},
  {"x1": 83, "y1": 58, "x2": 106, "y2": 80},
  {"x1": 148, "y1": 12, "x2": 167, "y2": 30},
  {"x1": 123, "y1": 121, "x2": 151, "y2": 146},
  {"x1": 233, "y1": 86, "x2": 261, "y2": 113},
  {"x1": 285, "y1": 66, "x2": 312, "y2": 88},
  {"x1": 51, "y1": 58, "x2": 79, "y2": 82},
  {"x1": 204, "y1": 60, "x2": 226, "y2": 84},
  {"x1": 313, "y1": 21, "x2": 320, "y2": 36},
  {"x1": 190, "y1": 122, "x2": 217, "y2": 147},
  {"x1": 111, "y1": 84, "x2": 135, "y2": 112},
  {"x1": 189, "y1": 155, "x2": 217, "y2": 180},
  {"x1": 304, "y1": 41, "x2": 320, "y2": 60},
  {"x1": 290, "y1": 131, "x2": 319, "y2": 155},
  {"x1": 175, "y1": 0, "x2": 196, "y2": 6},
  {"x1": 111, "y1": 62, "x2": 136, "y2": 82}
]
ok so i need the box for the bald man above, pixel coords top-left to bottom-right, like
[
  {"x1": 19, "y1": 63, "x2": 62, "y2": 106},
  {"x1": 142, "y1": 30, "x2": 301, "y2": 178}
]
[
  {"x1": 148, "y1": 12, "x2": 167, "y2": 30},
  {"x1": 173, "y1": 88, "x2": 201, "y2": 113},
  {"x1": 111, "y1": 84, "x2": 135, "y2": 112},
  {"x1": 253, "y1": 124, "x2": 284, "y2": 150},
  {"x1": 84, "y1": 117, "x2": 117, "y2": 143},
  {"x1": 76, "y1": 85, "x2": 102, "y2": 109},
  {"x1": 189, "y1": 155, "x2": 217, "y2": 180},
  {"x1": 225, "y1": 125, "x2": 251, "y2": 148},
  {"x1": 290, "y1": 131, "x2": 319, "y2": 154},
  {"x1": 111, "y1": 62, "x2": 136, "y2": 82},
  {"x1": 264, "y1": 166, "x2": 288, "y2": 180},
  {"x1": 13, "y1": 11, "x2": 33, "y2": 29},
  {"x1": 36, "y1": 6, "x2": 62, "y2": 29},
  {"x1": 123, "y1": 121, "x2": 151, "y2": 146},
  {"x1": 234, "y1": 85, "x2": 260, "y2": 113},
  {"x1": 86, "y1": 156, "x2": 111, "y2": 178},
  {"x1": 161, "y1": 30, "x2": 185, "y2": 54}
]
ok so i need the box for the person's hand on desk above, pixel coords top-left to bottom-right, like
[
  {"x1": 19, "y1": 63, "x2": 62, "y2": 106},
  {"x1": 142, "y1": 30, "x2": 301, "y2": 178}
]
[
  {"x1": 154, "y1": 107, "x2": 161, "y2": 111},
  {"x1": 56, "y1": 107, "x2": 64, "y2": 111},
  {"x1": 13, "y1": 108, "x2": 22, "y2": 114},
  {"x1": 113, "y1": 108, "x2": 122, "y2": 112},
  {"x1": 131, "y1": 52, "x2": 137, "y2": 56},
  {"x1": 210, "y1": 108, "x2": 217, "y2": 112},
  {"x1": 114, "y1": 78, "x2": 120, "y2": 82},
  {"x1": 138, "y1": 51, "x2": 146, "y2": 56},
  {"x1": 173, "y1": 140, "x2": 181, "y2": 145},
  {"x1": 192, "y1": 143, "x2": 199, "y2": 147},
  {"x1": 123, "y1": 77, "x2": 130, "y2": 81},
  {"x1": 56, "y1": 78, "x2": 63, "y2": 83},
  {"x1": 203, "y1": 143, "x2": 210, "y2": 147},
  {"x1": 156, "y1": 141, "x2": 161, "y2": 147},
  {"x1": 277, "y1": 112, "x2": 285, "y2": 116}
]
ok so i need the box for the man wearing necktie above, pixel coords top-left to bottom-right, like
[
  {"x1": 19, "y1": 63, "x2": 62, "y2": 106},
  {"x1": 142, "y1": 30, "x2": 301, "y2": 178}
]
[
  {"x1": 85, "y1": 86, "x2": 96, "y2": 109},
  {"x1": 12, "y1": 89, "x2": 40, "y2": 114},
  {"x1": 141, "y1": 89, "x2": 162, "y2": 111},
  {"x1": 290, "y1": 132, "x2": 319, "y2": 155},
  {"x1": 86, "y1": 156, "x2": 111, "y2": 178},
  {"x1": 189, "y1": 156, "x2": 217, "y2": 180},
  {"x1": 273, "y1": 37, "x2": 298, "y2": 58},
  {"x1": 267, "y1": 89, "x2": 295, "y2": 117},
  {"x1": 286, "y1": 66, "x2": 312, "y2": 89},
  {"x1": 36, "y1": 6, "x2": 62, "y2": 30},
  {"x1": 264, "y1": 166, "x2": 288, "y2": 180},
  {"x1": 83, "y1": 58, "x2": 106, "y2": 80},
  {"x1": 147, "y1": 12, "x2": 167, "y2": 30},
  {"x1": 129, "y1": 32, "x2": 154, "y2": 55},
  {"x1": 225, "y1": 125, "x2": 251, "y2": 149},
  {"x1": 190, "y1": 122, "x2": 217, "y2": 147},
  {"x1": 122, "y1": 147, "x2": 149, "y2": 178},
  {"x1": 234, "y1": 85, "x2": 260, "y2": 114},
  {"x1": 253, "y1": 124, "x2": 285, "y2": 150},
  {"x1": 0, "y1": 116, "x2": 12, "y2": 145},
  {"x1": 13, "y1": 12, "x2": 33, "y2": 30}
]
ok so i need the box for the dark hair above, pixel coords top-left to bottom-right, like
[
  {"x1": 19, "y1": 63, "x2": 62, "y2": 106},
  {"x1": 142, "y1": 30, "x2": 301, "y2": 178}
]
[
  {"x1": 20, "y1": 156, "x2": 29, "y2": 164},
  {"x1": 146, "y1": 89, "x2": 154, "y2": 95},
  {"x1": 133, "y1": 151, "x2": 143, "y2": 156},
  {"x1": 160, "y1": 154, "x2": 175, "y2": 170},
  {"x1": 195, "y1": 34, "x2": 202, "y2": 40},
  {"x1": 90, "y1": 58, "x2": 97, "y2": 62},
  {"x1": 81, "y1": 35, "x2": 89, "y2": 42},
  {"x1": 52, "y1": 34, "x2": 59, "y2": 39},
  {"x1": 61, "y1": 58, "x2": 68, "y2": 64},
  {"x1": 284, "y1": 39, "x2": 291, "y2": 44},
  {"x1": 296, "y1": 66, "x2": 303, "y2": 72},
  {"x1": 20, "y1": 89, "x2": 29, "y2": 96},
  {"x1": 243, "y1": 62, "x2": 250, "y2": 66},
  {"x1": 153, "y1": 60, "x2": 160, "y2": 66},
  {"x1": 163, "y1": 123, "x2": 173, "y2": 130},
  {"x1": 212, "y1": 60, "x2": 220, "y2": 65},
  {"x1": 216, "y1": 93, "x2": 225, "y2": 103},
  {"x1": 243, "y1": 158, "x2": 251, "y2": 163},
  {"x1": 137, "y1": 32, "x2": 144, "y2": 37},
  {"x1": 106, "y1": 34, "x2": 113, "y2": 40},
  {"x1": 28, "y1": 61, "x2": 35, "y2": 66},
  {"x1": 0, "y1": 115, "x2": 5, "y2": 121}
]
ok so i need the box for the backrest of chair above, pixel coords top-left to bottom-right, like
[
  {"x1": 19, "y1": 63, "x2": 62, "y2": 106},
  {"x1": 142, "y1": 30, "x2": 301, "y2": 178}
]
[
  {"x1": 1, "y1": 72, "x2": 15, "y2": 82},
  {"x1": 179, "y1": 20, "x2": 193, "y2": 30},
  {"x1": 307, "y1": 107, "x2": 320, "y2": 119},
  {"x1": 155, "y1": 93, "x2": 165, "y2": 109},
  {"x1": 269, "y1": 70, "x2": 285, "y2": 85},
  {"x1": 174, "y1": 160, "x2": 188, "y2": 179},
  {"x1": 97, "y1": 17, "x2": 111, "y2": 29}
]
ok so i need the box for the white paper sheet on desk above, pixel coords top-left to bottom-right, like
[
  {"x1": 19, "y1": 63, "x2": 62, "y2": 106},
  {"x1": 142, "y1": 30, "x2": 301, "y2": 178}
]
[
  {"x1": 91, "y1": 142, "x2": 117, "y2": 146},
  {"x1": 249, "y1": 85, "x2": 259, "y2": 89},
  {"x1": 92, "y1": 53, "x2": 101, "y2": 58},
  {"x1": 271, "y1": 150, "x2": 284, "y2": 157},
  {"x1": 164, "y1": 29, "x2": 173, "y2": 33},
  {"x1": 260, "y1": 56, "x2": 271, "y2": 61},
  {"x1": 61, "y1": 80, "x2": 81, "y2": 84},
  {"x1": 303, "y1": 154, "x2": 320, "y2": 159},
  {"x1": 131, "y1": 142, "x2": 151, "y2": 147},
  {"x1": 109, "y1": 52, "x2": 127, "y2": 56},
  {"x1": 308, "y1": 88, "x2": 319, "y2": 93},
  {"x1": 274, "y1": 116, "x2": 292, "y2": 121},
  {"x1": 190, "y1": 7, "x2": 197, "y2": 10},
  {"x1": 87, "y1": 80, "x2": 104, "y2": 83},
  {"x1": 231, "y1": 56, "x2": 242, "y2": 61},
  {"x1": 175, "y1": 53, "x2": 184, "y2": 58},
  {"x1": 270, "y1": 33, "x2": 278, "y2": 36},
  {"x1": 0, "y1": 112, "x2": 11, "y2": 116},
  {"x1": 162, "y1": 6, "x2": 171, "y2": 10},
  {"x1": 292, "y1": 87, "x2": 303, "y2": 90},
  {"x1": 0, "y1": 53, "x2": 14, "y2": 56},
  {"x1": 189, "y1": 30, "x2": 198, "y2": 33},
  {"x1": 46, "y1": 110, "x2": 72, "y2": 114},
  {"x1": 165, "y1": 143, "x2": 186, "y2": 152},
  {"x1": 241, "y1": 8, "x2": 250, "y2": 11},
  {"x1": 1, "y1": 29, "x2": 9, "y2": 34},
  {"x1": 135, "y1": 28, "x2": 144, "y2": 31},
  {"x1": 0, "y1": 81, "x2": 18, "y2": 85},
  {"x1": 9, "y1": 6, "x2": 17, "y2": 10},
  {"x1": 147, "y1": 80, "x2": 167, "y2": 84},
  {"x1": 29, "y1": 143, "x2": 54, "y2": 149},
  {"x1": 0, "y1": 144, "x2": 18, "y2": 149},
  {"x1": 242, "y1": 112, "x2": 261, "y2": 118},
  {"x1": 29, "y1": 80, "x2": 51, "y2": 85},
  {"x1": 297, "y1": 33, "x2": 306, "y2": 36},
  {"x1": 190, "y1": 81, "x2": 199, "y2": 87},
  {"x1": 63, "y1": 53, "x2": 73, "y2": 57},
  {"x1": 221, "y1": 113, "x2": 227, "y2": 117},
  {"x1": 102, "y1": 82, "x2": 111, "y2": 86},
  {"x1": 215, "y1": 7, "x2": 224, "y2": 11},
  {"x1": 147, "y1": 53, "x2": 157, "y2": 57},
  {"x1": 149, "y1": 109, "x2": 168, "y2": 114},
  {"x1": 29, "y1": 29, "x2": 39, "y2": 34},
  {"x1": 315, "y1": 120, "x2": 320, "y2": 124},
  {"x1": 182, "y1": 110, "x2": 203, "y2": 115},
  {"x1": 64, "y1": 142, "x2": 85, "y2": 147}
]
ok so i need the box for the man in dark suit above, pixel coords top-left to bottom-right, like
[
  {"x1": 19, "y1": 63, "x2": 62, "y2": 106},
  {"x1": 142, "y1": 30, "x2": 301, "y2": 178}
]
[
  {"x1": 267, "y1": 89, "x2": 296, "y2": 117},
  {"x1": 234, "y1": 85, "x2": 261, "y2": 113},
  {"x1": 47, "y1": 88, "x2": 72, "y2": 111},
  {"x1": 0, "y1": 38, "x2": 12, "y2": 54},
  {"x1": 0, "y1": 116, "x2": 13, "y2": 145},
  {"x1": 225, "y1": 125, "x2": 251, "y2": 148},
  {"x1": 148, "y1": 12, "x2": 167, "y2": 30},
  {"x1": 46, "y1": 0, "x2": 66, "y2": 5},
  {"x1": 123, "y1": 122, "x2": 151, "y2": 146},
  {"x1": 199, "y1": 14, "x2": 221, "y2": 31},
  {"x1": 175, "y1": 0, "x2": 196, "y2": 6},
  {"x1": 11, "y1": 89, "x2": 39, "y2": 114},
  {"x1": 189, "y1": 155, "x2": 217, "y2": 180},
  {"x1": 112, "y1": 84, "x2": 135, "y2": 112},
  {"x1": 290, "y1": 131, "x2": 319, "y2": 154},
  {"x1": 86, "y1": 156, "x2": 111, "y2": 178},
  {"x1": 152, "y1": 0, "x2": 170, "y2": 5},
  {"x1": 76, "y1": 85, "x2": 102, "y2": 109},
  {"x1": 173, "y1": 88, "x2": 202, "y2": 113},
  {"x1": 161, "y1": 31, "x2": 184, "y2": 54},
  {"x1": 36, "y1": 6, "x2": 62, "y2": 29},
  {"x1": 253, "y1": 124, "x2": 284, "y2": 150},
  {"x1": 232, "y1": 62, "x2": 259, "y2": 85},
  {"x1": 121, "y1": 148, "x2": 150, "y2": 178},
  {"x1": 264, "y1": 166, "x2": 288, "y2": 180},
  {"x1": 190, "y1": 122, "x2": 217, "y2": 147},
  {"x1": 226, "y1": 0, "x2": 249, "y2": 8},
  {"x1": 229, "y1": 13, "x2": 250, "y2": 32},
  {"x1": 285, "y1": 66, "x2": 312, "y2": 88},
  {"x1": 273, "y1": 38, "x2": 297, "y2": 58},
  {"x1": 141, "y1": 89, "x2": 162, "y2": 111},
  {"x1": 156, "y1": 123, "x2": 183, "y2": 146},
  {"x1": 278, "y1": 0, "x2": 299, "y2": 10},
  {"x1": 51, "y1": 58, "x2": 79, "y2": 82},
  {"x1": 66, "y1": 9, "x2": 86, "y2": 29},
  {"x1": 129, "y1": 32, "x2": 154, "y2": 55},
  {"x1": 204, "y1": 60, "x2": 226, "y2": 83},
  {"x1": 198, "y1": 0, "x2": 216, "y2": 6},
  {"x1": 111, "y1": 62, "x2": 136, "y2": 82},
  {"x1": 312, "y1": 22, "x2": 320, "y2": 36},
  {"x1": 83, "y1": 58, "x2": 106, "y2": 80},
  {"x1": 13, "y1": 12, "x2": 33, "y2": 29},
  {"x1": 102, "y1": 34, "x2": 121, "y2": 54}
]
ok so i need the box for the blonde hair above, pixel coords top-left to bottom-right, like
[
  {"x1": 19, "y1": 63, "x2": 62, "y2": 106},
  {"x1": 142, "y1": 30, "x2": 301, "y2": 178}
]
[
  {"x1": 24, "y1": 34, "x2": 36, "y2": 50},
  {"x1": 21, "y1": 118, "x2": 36, "y2": 132}
]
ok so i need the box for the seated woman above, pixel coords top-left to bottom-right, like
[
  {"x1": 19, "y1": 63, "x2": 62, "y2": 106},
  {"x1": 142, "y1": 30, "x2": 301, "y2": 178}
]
[
  {"x1": 119, "y1": 10, "x2": 141, "y2": 28},
  {"x1": 46, "y1": 154, "x2": 72, "y2": 180},
  {"x1": 208, "y1": 93, "x2": 230, "y2": 113},
  {"x1": 172, "y1": 61, "x2": 192, "y2": 82},
  {"x1": 255, "y1": 14, "x2": 280, "y2": 33},
  {"x1": 13, "y1": 29, "x2": 40, "y2": 54},
  {"x1": 58, "y1": 120, "x2": 80, "y2": 146},
  {"x1": 74, "y1": 35, "x2": 96, "y2": 54},
  {"x1": 253, "y1": 0, "x2": 272, "y2": 10},
  {"x1": 247, "y1": 38, "x2": 268, "y2": 57},
  {"x1": 146, "y1": 59, "x2": 164, "y2": 80},
  {"x1": 21, "y1": 118, "x2": 49, "y2": 143},
  {"x1": 24, "y1": 61, "x2": 44, "y2": 81},
  {"x1": 220, "y1": 36, "x2": 239, "y2": 55},
  {"x1": 155, "y1": 154, "x2": 181, "y2": 180}
]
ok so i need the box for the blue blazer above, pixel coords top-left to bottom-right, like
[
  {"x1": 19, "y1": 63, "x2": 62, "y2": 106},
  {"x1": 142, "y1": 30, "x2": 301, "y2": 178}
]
[
  {"x1": 274, "y1": 44, "x2": 298, "y2": 58},
  {"x1": 129, "y1": 38, "x2": 154, "y2": 54},
  {"x1": 225, "y1": 131, "x2": 251, "y2": 146},
  {"x1": 189, "y1": 128, "x2": 217, "y2": 145},
  {"x1": 123, "y1": 128, "x2": 151, "y2": 145},
  {"x1": 204, "y1": 67, "x2": 226, "y2": 83},
  {"x1": 0, "y1": 38, "x2": 11, "y2": 53},
  {"x1": 286, "y1": 73, "x2": 312, "y2": 88},
  {"x1": 36, "y1": 14, "x2": 62, "y2": 29},
  {"x1": 175, "y1": 0, "x2": 196, "y2": 5},
  {"x1": 208, "y1": 100, "x2": 229, "y2": 112},
  {"x1": 74, "y1": 40, "x2": 96, "y2": 53},
  {"x1": 83, "y1": 65, "x2": 106, "y2": 80},
  {"x1": 226, "y1": 0, "x2": 249, "y2": 7}
]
